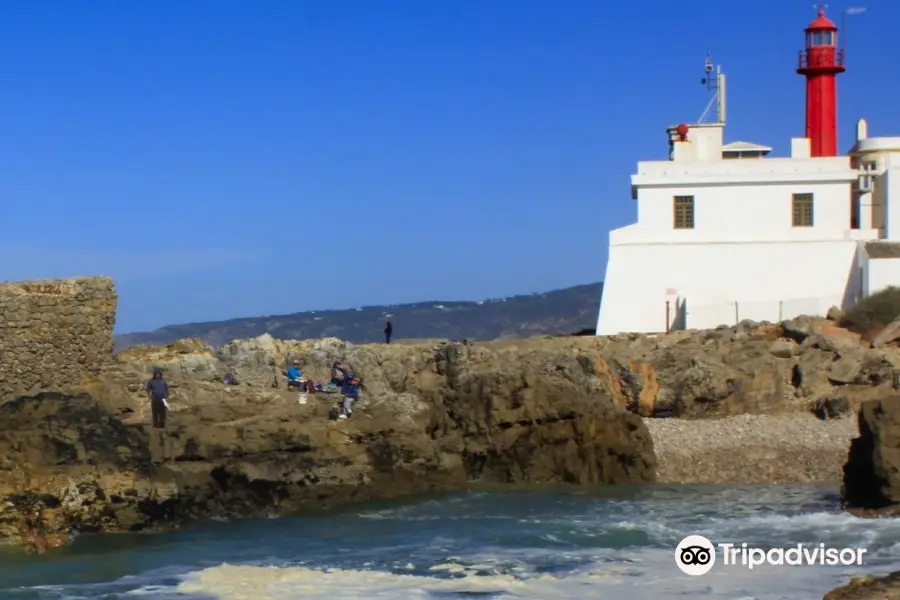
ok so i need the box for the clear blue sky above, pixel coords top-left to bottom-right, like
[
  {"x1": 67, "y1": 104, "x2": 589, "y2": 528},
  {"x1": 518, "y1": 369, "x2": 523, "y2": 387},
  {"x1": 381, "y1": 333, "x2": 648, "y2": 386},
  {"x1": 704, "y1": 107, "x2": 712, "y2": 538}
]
[{"x1": 0, "y1": 0, "x2": 896, "y2": 333}]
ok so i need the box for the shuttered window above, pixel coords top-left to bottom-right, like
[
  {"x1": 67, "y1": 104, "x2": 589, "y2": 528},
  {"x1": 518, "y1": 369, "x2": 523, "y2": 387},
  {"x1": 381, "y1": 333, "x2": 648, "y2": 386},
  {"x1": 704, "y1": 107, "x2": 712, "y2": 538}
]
[
  {"x1": 673, "y1": 196, "x2": 695, "y2": 229},
  {"x1": 792, "y1": 193, "x2": 814, "y2": 227}
]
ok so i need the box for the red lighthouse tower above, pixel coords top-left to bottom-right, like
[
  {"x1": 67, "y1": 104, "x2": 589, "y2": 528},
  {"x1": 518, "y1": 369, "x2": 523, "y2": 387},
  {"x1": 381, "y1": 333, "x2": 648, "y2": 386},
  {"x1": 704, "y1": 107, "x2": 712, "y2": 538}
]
[{"x1": 797, "y1": 6, "x2": 845, "y2": 157}]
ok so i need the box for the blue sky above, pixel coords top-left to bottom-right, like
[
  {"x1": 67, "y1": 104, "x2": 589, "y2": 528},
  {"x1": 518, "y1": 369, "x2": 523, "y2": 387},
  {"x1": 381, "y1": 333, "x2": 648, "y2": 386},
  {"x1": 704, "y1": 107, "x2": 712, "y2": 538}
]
[{"x1": 0, "y1": 0, "x2": 896, "y2": 333}]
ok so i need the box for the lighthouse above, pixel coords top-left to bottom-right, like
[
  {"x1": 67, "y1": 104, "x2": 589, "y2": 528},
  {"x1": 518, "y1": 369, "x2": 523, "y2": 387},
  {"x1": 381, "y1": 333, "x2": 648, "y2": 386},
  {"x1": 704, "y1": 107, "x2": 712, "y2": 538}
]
[
  {"x1": 797, "y1": 6, "x2": 845, "y2": 157},
  {"x1": 595, "y1": 8, "x2": 900, "y2": 337}
]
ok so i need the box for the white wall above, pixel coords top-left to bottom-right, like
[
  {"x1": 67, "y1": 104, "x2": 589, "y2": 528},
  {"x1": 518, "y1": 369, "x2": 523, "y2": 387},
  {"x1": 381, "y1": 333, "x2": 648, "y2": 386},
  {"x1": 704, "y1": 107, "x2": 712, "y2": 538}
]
[
  {"x1": 858, "y1": 243, "x2": 871, "y2": 297},
  {"x1": 596, "y1": 239, "x2": 859, "y2": 335},
  {"x1": 882, "y1": 167, "x2": 900, "y2": 240},
  {"x1": 850, "y1": 139, "x2": 900, "y2": 237},
  {"x1": 633, "y1": 155, "x2": 852, "y2": 183},
  {"x1": 625, "y1": 180, "x2": 854, "y2": 244},
  {"x1": 868, "y1": 257, "x2": 900, "y2": 295},
  {"x1": 595, "y1": 140, "x2": 899, "y2": 335}
]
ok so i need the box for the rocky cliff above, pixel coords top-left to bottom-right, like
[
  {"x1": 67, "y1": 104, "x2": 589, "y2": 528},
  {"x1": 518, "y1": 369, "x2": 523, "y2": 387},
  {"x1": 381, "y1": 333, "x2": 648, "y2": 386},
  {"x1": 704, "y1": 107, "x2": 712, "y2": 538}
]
[
  {"x1": 0, "y1": 277, "x2": 116, "y2": 400},
  {"x1": 112, "y1": 314, "x2": 900, "y2": 431},
  {"x1": 824, "y1": 571, "x2": 900, "y2": 599},
  {"x1": 0, "y1": 336, "x2": 655, "y2": 551},
  {"x1": 4, "y1": 273, "x2": 900, "y2": 559},
  {"x1": 841, "y1": 394, "x2": 900, "y2": 517},
  {"x1": 824, "y1": 337, "x2": 900, "y2": 598}
]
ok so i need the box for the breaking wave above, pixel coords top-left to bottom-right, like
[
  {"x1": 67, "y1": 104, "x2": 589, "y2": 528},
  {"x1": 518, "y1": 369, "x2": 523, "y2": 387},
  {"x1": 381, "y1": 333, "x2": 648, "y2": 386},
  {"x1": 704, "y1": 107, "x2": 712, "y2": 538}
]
[{"x1": 3, "y1": 485, "x2": 899, "y2": 599}]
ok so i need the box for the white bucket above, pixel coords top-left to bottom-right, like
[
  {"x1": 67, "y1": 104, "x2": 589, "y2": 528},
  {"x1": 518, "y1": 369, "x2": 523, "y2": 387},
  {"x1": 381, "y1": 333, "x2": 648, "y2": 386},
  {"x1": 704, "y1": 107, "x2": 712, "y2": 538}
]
[{"x1": 298, "y1": 393, "x2": 308, "y2": 405}]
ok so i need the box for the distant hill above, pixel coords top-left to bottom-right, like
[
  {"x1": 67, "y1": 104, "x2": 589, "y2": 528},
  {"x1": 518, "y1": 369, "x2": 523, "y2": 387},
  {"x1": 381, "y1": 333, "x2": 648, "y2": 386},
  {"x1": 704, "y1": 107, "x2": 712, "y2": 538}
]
[{"x1": 113, "y1": 282, "x2": 603, "y2": 351}]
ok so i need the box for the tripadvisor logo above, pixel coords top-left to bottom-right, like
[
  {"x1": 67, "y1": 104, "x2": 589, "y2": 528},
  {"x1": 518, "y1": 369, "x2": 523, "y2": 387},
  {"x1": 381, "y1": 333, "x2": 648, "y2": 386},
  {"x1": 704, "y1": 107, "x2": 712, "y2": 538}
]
[
  {"x1": 675, "y1": 535, "x2": 716, "y2": 576},
  {"x1": 674, "y1": 535, "x2": 868, "y2": 575}
]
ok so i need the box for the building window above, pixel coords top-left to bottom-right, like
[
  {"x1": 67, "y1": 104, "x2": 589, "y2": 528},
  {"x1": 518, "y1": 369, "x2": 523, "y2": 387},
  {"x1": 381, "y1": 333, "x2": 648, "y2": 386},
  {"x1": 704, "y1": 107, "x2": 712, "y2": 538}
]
[
  {"x1": 673, "y1": 195, "x2": 694, "y2": 229},
  {"x1": 863, "y1": 160, "x2": 877, "y2": 190},
  {"x1": 673, "y1": 195, "x2": 695, "y2": 229},
  {"x1": 792, "y1": 193, "x2": 814, "y2": 227}
]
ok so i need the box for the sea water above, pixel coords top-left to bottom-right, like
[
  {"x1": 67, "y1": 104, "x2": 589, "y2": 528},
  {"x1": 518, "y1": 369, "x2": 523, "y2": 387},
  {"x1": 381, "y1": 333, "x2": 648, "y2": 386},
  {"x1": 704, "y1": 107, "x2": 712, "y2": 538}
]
[{"x1": 1, "y1": 484, "x2": 899, "y2": 599}]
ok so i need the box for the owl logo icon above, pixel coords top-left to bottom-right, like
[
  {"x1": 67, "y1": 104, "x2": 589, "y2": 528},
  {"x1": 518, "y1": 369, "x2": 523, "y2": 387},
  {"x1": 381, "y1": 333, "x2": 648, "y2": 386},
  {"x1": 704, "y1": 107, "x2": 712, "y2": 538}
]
[{"x1": 675, "y1": 535, "x2": 716, "y2": 575}]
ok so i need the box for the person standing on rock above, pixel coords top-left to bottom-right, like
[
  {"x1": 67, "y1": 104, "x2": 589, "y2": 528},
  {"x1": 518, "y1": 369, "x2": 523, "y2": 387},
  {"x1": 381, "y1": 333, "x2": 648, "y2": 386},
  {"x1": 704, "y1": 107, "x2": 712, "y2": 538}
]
[
  {"x1": 145, "y1": 367, "x2": 169, "y2": 429},
  {"x1": 384, "y1": 316, "x2": 393, "y2": 344}
]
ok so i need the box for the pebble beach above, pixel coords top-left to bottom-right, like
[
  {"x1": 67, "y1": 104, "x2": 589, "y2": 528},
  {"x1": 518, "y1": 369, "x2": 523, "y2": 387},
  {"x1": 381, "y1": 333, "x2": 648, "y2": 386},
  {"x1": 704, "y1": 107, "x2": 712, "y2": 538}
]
[{"x1": 644, "y1": 413, "x2": 860, "y2": 484}]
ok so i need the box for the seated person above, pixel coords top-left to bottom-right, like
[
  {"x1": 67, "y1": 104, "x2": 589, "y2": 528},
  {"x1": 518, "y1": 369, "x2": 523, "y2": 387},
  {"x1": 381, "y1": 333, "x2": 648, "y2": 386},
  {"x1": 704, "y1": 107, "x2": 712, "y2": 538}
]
[
  {"x1": 330, "y1": 361, "x2": 348, "y2": 387},
  {"x1": 286, "y1": 360, "x2": 304, "y2": 389},
  {"x1": 339, "y1": 375, "x2": 361, "y2": 419}
]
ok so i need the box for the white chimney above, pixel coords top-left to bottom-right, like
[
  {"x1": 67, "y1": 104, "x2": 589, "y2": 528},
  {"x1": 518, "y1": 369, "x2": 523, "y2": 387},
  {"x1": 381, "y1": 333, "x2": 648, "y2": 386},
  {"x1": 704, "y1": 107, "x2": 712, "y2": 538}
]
[
  {"x1": 856, "y1": 118, "x2": 868, "y2": 142},
  {"x1": 791, "y1": 138, "x2": 811, "y2": 158}
]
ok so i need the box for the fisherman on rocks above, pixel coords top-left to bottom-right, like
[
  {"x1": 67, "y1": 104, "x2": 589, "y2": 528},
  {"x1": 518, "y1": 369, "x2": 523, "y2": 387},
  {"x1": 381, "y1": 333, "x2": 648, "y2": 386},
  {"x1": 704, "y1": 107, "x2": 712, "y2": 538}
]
[{"x1": 145, "y1": 367, "x2": 170, "y2": 428}]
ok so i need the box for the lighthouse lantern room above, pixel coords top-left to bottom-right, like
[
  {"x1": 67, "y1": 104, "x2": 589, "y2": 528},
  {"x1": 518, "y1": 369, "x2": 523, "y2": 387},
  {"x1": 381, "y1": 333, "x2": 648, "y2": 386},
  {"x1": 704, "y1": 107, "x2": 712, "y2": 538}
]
[
  {"x1": 595, "y1": 7, "x2": 900, "y2": 337},
  {"x1": 797, "y1": 6, "x2": 846, "y2": 157}
]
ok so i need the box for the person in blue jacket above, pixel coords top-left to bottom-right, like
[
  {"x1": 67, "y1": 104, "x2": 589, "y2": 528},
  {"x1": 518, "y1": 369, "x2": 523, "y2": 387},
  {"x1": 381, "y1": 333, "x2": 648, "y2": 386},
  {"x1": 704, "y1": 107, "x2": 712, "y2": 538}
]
[
  {"x1": 339, "y1": 375, "x2": 361, "y2": 419},
  {"x1": 286, "y1": 360, "x2": 303, "y2": 389}
]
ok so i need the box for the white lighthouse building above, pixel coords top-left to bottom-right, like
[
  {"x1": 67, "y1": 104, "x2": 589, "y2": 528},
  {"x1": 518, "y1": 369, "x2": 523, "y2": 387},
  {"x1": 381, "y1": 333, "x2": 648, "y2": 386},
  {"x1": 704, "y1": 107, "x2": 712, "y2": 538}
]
[{"x1": 596, "y1": 8, "x2": 900, "y2": 335}]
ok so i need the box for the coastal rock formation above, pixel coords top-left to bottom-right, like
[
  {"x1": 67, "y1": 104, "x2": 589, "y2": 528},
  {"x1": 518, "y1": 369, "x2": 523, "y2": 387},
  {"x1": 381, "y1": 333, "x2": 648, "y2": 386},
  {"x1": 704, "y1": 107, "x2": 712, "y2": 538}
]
[
  {"x1": 824, "y1": 571, "x2": 900, "y2": 599},
  {"x1": 113, "y1": 314, "x2": 900, "y2": 422},
  {"x1": 102, "y1": 311, "x2": 900, "y2": 428},
  {"x1": 550, "y1": 316, "x2": 900, "y2": 420},
  {"x1": 0, "y1": 277, "x2": 116, "y2": 399},
  {"x1": 0, "y1": 337, "x2": 655, "y2": 549},
  {"x1": 94, "y1": 319, "x2": 892, "y2": 489},
  {"x1": 3, "y1": 275, "x2": 899, "y2": 550},
  {"x1": 841, "y1": 395, "x2": 900, "y2": 516}
]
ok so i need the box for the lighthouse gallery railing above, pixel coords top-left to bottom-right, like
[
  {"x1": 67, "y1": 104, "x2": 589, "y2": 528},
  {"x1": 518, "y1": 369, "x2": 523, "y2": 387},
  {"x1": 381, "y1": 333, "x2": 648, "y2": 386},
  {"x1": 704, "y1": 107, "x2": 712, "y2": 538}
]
[{"x1": 797, "y1": 48, "x2": 845, "y2": 70}]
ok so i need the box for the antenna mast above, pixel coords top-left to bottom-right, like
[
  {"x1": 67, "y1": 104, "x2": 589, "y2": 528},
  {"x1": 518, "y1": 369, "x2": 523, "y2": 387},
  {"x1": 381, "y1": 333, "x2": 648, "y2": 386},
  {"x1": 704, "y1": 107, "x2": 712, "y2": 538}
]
[{"x1": 698, "y1": 52, "x2": 727, "y2": 125}]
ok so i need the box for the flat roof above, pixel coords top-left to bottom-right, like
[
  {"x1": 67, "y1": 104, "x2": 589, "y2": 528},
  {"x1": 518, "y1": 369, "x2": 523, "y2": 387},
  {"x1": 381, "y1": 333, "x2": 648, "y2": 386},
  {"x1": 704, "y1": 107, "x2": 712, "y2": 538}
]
[
  {"x1": 866, "y1": 241, "x2": 900, "y2": 259},
  {"x1": 722, "y1": 141, "x2": 773, "y2": 153}
]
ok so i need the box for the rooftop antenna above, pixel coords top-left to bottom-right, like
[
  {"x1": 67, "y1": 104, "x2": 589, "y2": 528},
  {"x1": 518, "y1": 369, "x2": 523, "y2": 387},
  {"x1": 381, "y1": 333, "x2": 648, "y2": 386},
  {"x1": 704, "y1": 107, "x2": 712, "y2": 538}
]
[{"x1": 697, "y1": 51, "x2": 726, "y2": 125}]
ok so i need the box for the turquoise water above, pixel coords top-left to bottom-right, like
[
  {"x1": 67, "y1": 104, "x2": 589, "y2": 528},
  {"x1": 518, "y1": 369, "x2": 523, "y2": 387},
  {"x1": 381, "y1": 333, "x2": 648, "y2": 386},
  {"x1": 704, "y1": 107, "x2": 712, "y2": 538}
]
[{"x1": 1, "y1": 484, "x2": 898, "y2": 599}]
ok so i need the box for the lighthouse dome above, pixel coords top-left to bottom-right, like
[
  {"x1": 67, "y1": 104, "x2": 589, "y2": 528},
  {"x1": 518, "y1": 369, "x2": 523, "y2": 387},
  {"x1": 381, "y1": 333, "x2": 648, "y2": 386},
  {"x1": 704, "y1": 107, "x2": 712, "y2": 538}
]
[{"x1": 806, "y1": 7, "x2": 837, "y2": 31}]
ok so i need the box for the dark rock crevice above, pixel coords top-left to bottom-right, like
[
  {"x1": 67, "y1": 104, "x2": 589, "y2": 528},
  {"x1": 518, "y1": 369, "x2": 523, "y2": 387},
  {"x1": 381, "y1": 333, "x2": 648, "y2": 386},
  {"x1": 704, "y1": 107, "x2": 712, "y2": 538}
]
[{"x1": 841, "y1": 396, "x2": 900, "y2": 515}]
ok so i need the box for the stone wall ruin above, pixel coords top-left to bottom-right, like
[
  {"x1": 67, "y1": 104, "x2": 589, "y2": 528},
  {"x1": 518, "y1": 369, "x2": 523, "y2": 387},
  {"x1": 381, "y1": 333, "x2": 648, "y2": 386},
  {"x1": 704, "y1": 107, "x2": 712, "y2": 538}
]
[{"x1": 0, "y1": 276, "x2": 117, "y2": 400}]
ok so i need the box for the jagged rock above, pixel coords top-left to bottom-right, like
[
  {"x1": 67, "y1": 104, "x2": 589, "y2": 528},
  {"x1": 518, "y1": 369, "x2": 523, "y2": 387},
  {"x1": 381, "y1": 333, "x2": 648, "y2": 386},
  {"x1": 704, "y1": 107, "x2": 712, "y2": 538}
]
[
  {"x1": 855, "y1": 349, "x2": 898, "y2": 387},
  {"x1": 872, "y1": 317, "x2": 900, "y2": 348},
  {"x1": 769, "y1": 339, "x2": 798, "y2": 358},
  {"x1": 803, "y1": 322, "x2": 864, "y2": 354},
  {"x1": 0, "y1": 338, "x2": 656, "y2": 548},
  {"x1": 792, "y1": 349, "x2": 839, "y2": 398},
  {"x1": 576, "y1": 320, "x2": 892, "y2": 419},
  {"x1": 824, "y1": 571, "x2": 900, "y2": 599},
  {"x1": 841, "y1": 395, "x2": 900, "y2": 514},
  {"x1": 782, "y1": 315, "x2": 819, "y2": 343},
  {"x1": 591, "y1": 358, "x2": 658, "y2": 417},
  {"x1": 104, "y1": 320, "x2": 900, "y2": 424},
  {"x1": 829, "y1": 356, "x2": 863, "y2": 384},
  {"x1": 672, "y1": 358, "x2": 733, "y2": 415},
  {"x1": 812, "y1": 397, "x2": 851, "y2": 420}
]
